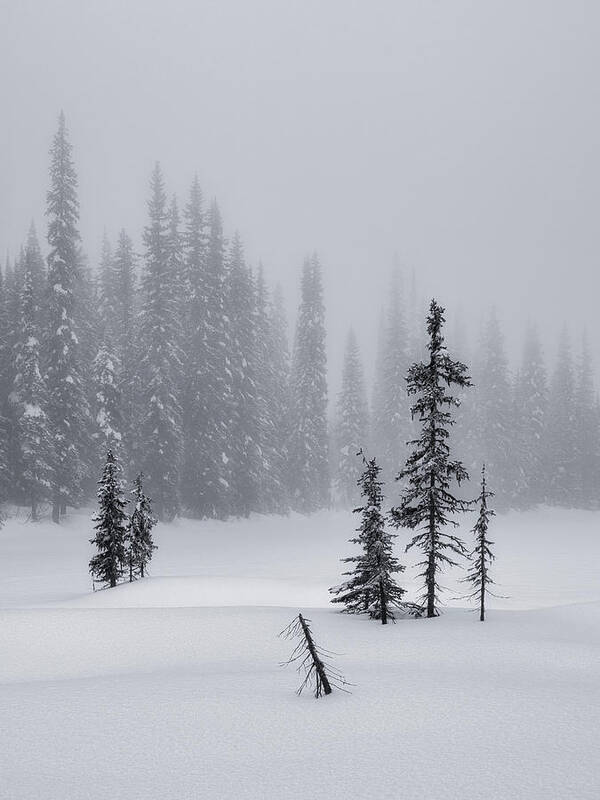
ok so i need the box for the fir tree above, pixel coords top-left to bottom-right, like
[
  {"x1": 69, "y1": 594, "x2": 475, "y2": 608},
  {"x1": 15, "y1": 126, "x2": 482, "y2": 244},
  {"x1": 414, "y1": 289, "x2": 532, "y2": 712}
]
[
  {"x1": 125, "y1": 473, "x2": 157, "y2": 581},
  {"x1": 225, "y1": 233, "x2": 260, "y2": 516},
  {"x1": 44, "y1": 112, "x2": 89, "y2": 522},
  {"x1": 574, "y1": 333, "x2": 600, "y2": 508},
  {"x1": 330, "y1": 452, "x2": 406, "y2": 623},
  {"x1": 91, "y1": 343, "x2": 122, "y2": 457},
  {"x1": 89, "y1": 449, "x2": 127, "y2": 588},
  {"x1": 137, "y1": 164, "x2": 183, "y2": 520},
  {"x1": 461, "y1": 464, "x2": 496, "y2": 621},
  {"x1": 288, "y1": 255, "x2": 329, "y2": 512},
  {"x1": 391, "y1": 299, "x2": 472, "y2": 618},
  {"x1": 10, "y1": 264, "x2": 53, "y2": 519},
  {"x1": 333, "y1": 329, "x2": 369, "y2": 506}
]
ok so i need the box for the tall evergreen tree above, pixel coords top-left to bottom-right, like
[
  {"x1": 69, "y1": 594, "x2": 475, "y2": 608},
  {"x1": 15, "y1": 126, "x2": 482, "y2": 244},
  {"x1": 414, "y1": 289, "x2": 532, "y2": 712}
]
[
  {"x1": 225, "y1": 234, "x2": 260, "y2": 516},
  {"x1": 125, "y1": 473, "x2": 157, "y2": 581},
  {"x1": 89, "y1": 449, "x2": 127, "y2": 588},
  {"x1": 330, "y1": 453, "x2": 406, "y2": 623},
  {"x1": 333, "y1": 329, "x2": 369, "y2": 506},
  {"x1": 574, "y1": 333, "x2": 599, "y2": 508},
  {"x1": 44, "y1": 112, "x2": 89, "y2": 522},
  {"x1": 10, "y1": 263, "x2": 53, "y2": 519},
  {"x1": 461, "y1": 464, "x2": 496, "y2": 622},
  {"x1": 137, "y1": 164, "x2": 183, "y2": 520},
  {"x1": 391, "y1": 299, "x2": 472, "y2": 617},
  {"x1": 254, "y1": 269, "x2": 289, "y2": 514},
  {"x1": 91, "y1": 344, "x2": 122, "y2": 458},
  {"x1": 288, "y1": 255, "x2": 329, "y2": 512}
]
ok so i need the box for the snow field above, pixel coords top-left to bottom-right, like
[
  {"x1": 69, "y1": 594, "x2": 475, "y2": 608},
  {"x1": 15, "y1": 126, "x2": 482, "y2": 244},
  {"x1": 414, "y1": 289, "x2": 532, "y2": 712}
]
[{"x1": 1, "y1": 506, "x2": 600, "y2": 799}]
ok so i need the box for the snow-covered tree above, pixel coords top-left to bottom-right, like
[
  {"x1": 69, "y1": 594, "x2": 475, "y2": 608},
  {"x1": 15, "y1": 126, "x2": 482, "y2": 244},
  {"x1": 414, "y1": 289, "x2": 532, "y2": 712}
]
[
  {"x1": 10, "y1": 263, "x2": 53, "y2": 519},
  {"x1": 574, "y1": 333, "x2": 600, "y2": 508},
  {"x1": 45, "y1": 112, "x2": 89, "y2": 522},
  {"x1": 333, "y1": 329, "x2": 369, "y2": 506},
  {"x1": 89, "y1": 449, "x2": 127, "y2": 588},
  {"x1": 137, "y1": 164, "x2": 183, "y2": 520},
  {"x1": 225, "y1": 233, "x2": 260, "y2": 516},
  {"x1": 330, "y1": 453, "x2": 406, "y2": 623},
  {"x1": 91, "y1": 344, "x2": 122, "y2": 458},
  {"x1": 288, "y1": 255, "x2": 329, "y2": 512},
  {"x1": 461, "y1": 464, "x2": 496, "y2": 621},
  {"x1": 391, "y1": 299, "x2": 472, "y2": 617},
  {"x1": 125, "y1": 472, "x2": 157, "y2": 581}
]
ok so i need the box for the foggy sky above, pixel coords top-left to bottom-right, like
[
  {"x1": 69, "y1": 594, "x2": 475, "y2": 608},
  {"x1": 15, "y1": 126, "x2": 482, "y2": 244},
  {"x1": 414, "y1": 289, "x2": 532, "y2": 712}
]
[{"x1": 2, "y1": 0, "x2": 599, "y2": 387}]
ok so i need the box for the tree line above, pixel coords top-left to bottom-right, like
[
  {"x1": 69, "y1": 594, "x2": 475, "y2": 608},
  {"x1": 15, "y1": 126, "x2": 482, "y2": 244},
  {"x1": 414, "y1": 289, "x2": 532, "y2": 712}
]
[{"x1": 1, "y1": 112, "x2": 598, "y2": 524}]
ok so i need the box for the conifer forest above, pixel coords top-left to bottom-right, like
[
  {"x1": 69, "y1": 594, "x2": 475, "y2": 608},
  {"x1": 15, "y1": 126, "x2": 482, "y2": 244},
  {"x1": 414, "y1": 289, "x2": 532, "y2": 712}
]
[{"x1": 2, "y1": 3, "x2": 599, "y2": 800}]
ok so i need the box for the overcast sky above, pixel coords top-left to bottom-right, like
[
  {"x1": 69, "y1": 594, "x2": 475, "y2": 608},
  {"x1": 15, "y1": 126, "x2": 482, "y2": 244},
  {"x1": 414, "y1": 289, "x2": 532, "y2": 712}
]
[{"x1": 1, "y1": 0, "x2": 599, "y2": 387}]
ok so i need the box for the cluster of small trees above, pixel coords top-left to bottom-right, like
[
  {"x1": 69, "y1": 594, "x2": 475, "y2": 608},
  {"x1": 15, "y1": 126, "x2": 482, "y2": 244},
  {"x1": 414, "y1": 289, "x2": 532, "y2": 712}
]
[
  {"x1": 89, "y1": 450, "x2": 156, "y2": 589},
  {"x1": 331, "y1": 300, "x2": 496, "y2": 623}
]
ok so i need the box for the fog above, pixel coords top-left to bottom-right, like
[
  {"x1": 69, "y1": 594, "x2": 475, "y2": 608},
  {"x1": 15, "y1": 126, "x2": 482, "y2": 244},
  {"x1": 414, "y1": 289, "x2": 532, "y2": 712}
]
[{"x1": 2, "y1": 0, "x2": 599, "y2": 379}]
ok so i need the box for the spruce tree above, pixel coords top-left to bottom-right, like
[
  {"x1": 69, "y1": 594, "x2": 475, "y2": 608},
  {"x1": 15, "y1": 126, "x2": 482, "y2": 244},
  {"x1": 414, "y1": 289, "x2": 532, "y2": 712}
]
[
  {"x1": 330, "y1": 453, "x2": 406, "y2": 623},
  {"x1": 45, "y1": 112, "x2": 89, "y2": 522},
  {"x1": 11, "y1": 263, "x2": 53, "y2": 519},
  {"x1": 462, "y1": 464, "x2": 496, "y2": 621},
  {"x1": 391, "y1": 299, "x2": 472, "y2": 618},
  {"x1": 89, "y1": 449, "x2": 127, "y2": 588},
  {"x1": 125, "y1": 473, "x2": 157, "y2": 581},
  {"x1": 333, "y1": 329, "x2": 369, "y2": 506},
  {"x1": 288, "y1": 255, "x2": 329, "y2": 512},
  {"x1": 91, "y1": 344, "x2": 122, "y2": 458},
  {"x1": 574, "y1": 333, "x2": 600, "y2": 508},
  {"x1": 225, "y1": 233, "x2": 260, "y2": 516},
  {"x1": 137, "y1": 164, "x2": 183, "y2": 520}
]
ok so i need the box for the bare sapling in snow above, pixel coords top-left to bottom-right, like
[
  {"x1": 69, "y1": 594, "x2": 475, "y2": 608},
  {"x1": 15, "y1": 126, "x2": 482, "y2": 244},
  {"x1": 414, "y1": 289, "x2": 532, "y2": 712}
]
[
  {"x1": 330, "y1": 451, "x2": 408, "y2": 623},
  {"x1": 125, "y1": 472, "x2": 157, "y2": 581},
  {"x1": 89, "y1": 449, "x2": 128, "y2": 588},
  {"x1": 391, "y1": 299, "x2": 472, "y2": 618},
  {"x1": 461, "y1": 464, "x2": 497, "y2": 621},
  {"x1": 279, "y1": 613, "x2": 349, "y2": 698}
]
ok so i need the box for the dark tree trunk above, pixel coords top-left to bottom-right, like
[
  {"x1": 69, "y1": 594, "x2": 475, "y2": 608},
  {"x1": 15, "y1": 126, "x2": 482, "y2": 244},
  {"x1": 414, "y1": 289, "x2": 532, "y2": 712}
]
[
  {"x1": 31, "y1": 497, "x2": 37, "y2": 522},
  {"x1": 52, "y1": 496, "x2": 60, "y2": 524},
  {"x1": 129, "y1": 559, "x2": 133, "y2": 583},
  {"x1": 379, "y1": 580, "x2": 387, "y2": 625},
  {"x1": 298, "y1": 613, "x2": 332, "y2": 696},
  {"x1": 140, "y1": 562, "x2": 145, "y2": 578},
  {"x1": 480, "y1": 582, "x2": 485, "y2": 622},
  {"x1": 426, "y1": 548, "x2": 436, "y2": 618},
  {"x1": 60, "y1": 500, "x2": 67, "y2": 516}
]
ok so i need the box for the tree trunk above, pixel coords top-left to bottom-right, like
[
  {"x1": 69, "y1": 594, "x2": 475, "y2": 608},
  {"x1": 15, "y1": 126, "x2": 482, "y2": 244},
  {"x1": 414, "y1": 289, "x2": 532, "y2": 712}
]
[
  {"x1": 31, "y1": 497, "x2": 37, "y2": 522},
  {"x1": 480, "y1": 583, "x2": 485, "y2": 622},
  {"x1": 52, "y1": 496, "x2": 60, "y2": 524},
  {"x1": 379, "y1": 580, "x2": 387, "y2": 625},
  {"x1": 140, "y1": 562, "x2": 145, "y2": 578},
  {"x1": 426, "y1": 548, "x2": 436, "y2": 618},
  {"x1": 298, "y1": 613, "x2": 332, "y2": 696},
  {"x1": 129, "y1": 559, "x2": 133, "y2": 583}
]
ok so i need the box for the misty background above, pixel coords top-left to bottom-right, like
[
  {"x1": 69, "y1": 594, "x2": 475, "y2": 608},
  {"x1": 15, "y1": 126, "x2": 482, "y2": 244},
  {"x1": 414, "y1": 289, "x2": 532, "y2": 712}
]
[{"x1": 2, "y1": 0, "x2": 599, "y2": 382}]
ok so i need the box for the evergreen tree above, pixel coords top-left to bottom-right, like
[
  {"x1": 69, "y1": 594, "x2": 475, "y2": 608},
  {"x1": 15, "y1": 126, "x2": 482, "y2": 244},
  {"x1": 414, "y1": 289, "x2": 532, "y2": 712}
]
[
  {"x1": 44, "y1": 112, "x2": 89, "y2": 522},
  {"x1": 0, "y1": 271, "x2": 10, "y2": 501},
  {"x1": 288, "y1": 255, "x2": 329, "y2": 512},
  {"x1": 545, "y1": 328, "x2": 576, "y2": 505},
  {"x1": 89, "y1": 449, "x2": 127, "y2": 588},
  {"x1": 254, "y1": 269, "x2": 289, "y2": 514},
  {"x1": 112, "y1": 229, "x2": 137, "y2": 476},
  {"x1": 225, "y1": 233, "x2": 260, "y2": 516},
  {"x1": 10, "y1": 263, "x2": 53, "y2": 519},
  {"x1": 125, "y1": 473, "x2": 157, "y2": 581},
  {"x1": 391, "y1": 299, "x2": 472, "y2": 617},
  {"x1": 330, "y1": 453, "x2": 406, "y2": 623},
  {"x1": 461, "y1": 464, "x2": 496, "y2": 621},
  {"x1": 183, "y1": 200, "x2": 230, "y2": 518},
  {"x1": 371, "y1": 270, "x2": 411, "y2": 484},
  {"x1": 98, "y1": 232, "x2": 118, "y2": 342},
  {"x1": 137, "y1": 164, "x2": 183, "y2": 520},
  {"x1": 91, "y1": 344, "x2": 122, "y2": 458},
  {"x1": 513, "y1": 325, "x2": 547, "y2": 508},
  {"x1": 333, "y1": 329, "x2": 369, "y2": 506}
]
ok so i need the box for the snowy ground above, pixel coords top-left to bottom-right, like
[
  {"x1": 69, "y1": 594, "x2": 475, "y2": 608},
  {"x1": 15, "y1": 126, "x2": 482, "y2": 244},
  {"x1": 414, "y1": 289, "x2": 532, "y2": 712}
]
[{"x1": 1, "y1": 506, "x2": 599, "y2": 799}]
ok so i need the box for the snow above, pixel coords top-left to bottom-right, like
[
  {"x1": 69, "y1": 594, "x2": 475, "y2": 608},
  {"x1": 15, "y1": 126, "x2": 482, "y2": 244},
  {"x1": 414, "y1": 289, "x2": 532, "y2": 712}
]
[{"x1": 1, "y1": 507, "x2": 600, "y2": 799}]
